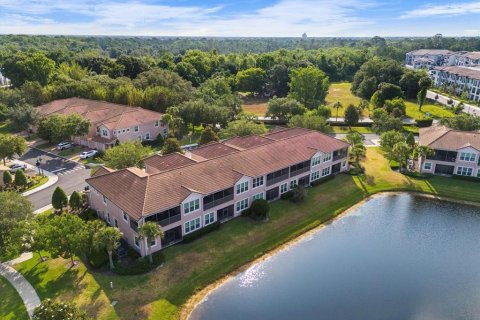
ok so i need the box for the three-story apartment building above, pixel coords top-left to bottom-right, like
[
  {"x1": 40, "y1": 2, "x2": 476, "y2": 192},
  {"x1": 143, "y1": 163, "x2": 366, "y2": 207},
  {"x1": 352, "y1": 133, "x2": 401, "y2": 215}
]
[
  {"x1": 418, "y1": 126, "x2": 480, "y2": 178},
  {"x1": 429, "y1": 66, "x2": 480, "y2": 102},
  {"x1": 86, "y1": 128, "x2": 349, "y2": 256}
]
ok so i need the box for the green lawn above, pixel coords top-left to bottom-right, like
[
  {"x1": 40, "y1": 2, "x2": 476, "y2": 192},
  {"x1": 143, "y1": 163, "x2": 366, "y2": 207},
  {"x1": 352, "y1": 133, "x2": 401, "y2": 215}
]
[
  {"x1": 58, "y1": 146, "x2": 84, "y2": 158},
  {"x1": 405, "y1": 100, "x2": 454, "y2": 120},
  {"x1": 5, "y1": 148, "x2": 480, "y2": 320},
  {"x1": 0, "y1": 276, "x2": 29, "y2": 320},
  {"x1": 24, "y1": 175, "x2": 49, "y2": 192},
  {"x1": 326, "y1": 83, "x2": 363, "y2": 117},
  {"x1": 332, "y1": 126, "x2": 374, "y2": 134}
]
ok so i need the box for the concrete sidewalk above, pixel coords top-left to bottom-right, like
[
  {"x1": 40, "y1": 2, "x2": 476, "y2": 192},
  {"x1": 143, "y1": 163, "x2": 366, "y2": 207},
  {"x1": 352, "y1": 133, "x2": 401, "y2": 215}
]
[{"x1": 0, "y1": 252, "x2": 40, "y2": 318}]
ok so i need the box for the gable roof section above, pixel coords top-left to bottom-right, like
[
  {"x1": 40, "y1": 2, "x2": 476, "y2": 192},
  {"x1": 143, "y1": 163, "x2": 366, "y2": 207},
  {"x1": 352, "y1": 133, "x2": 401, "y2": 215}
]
[
  {"x1": 143, "y1": 153, "x2": 197, "y2": 173},
  {"x1": 223, "y1": 135, "x2": 273, "y2": 149},
  {"x1": 190, "y1": 142, "x2": 238, "y2": 159},
  {"x1": 419, "y1": 126, "x2": 480, "y2": 151},
  {"x1": 264, "y1": 127, "x2": 310, "y2": 140},
  {"x1": 87, "y1": 129, "x2": 349, "y2": 218}
]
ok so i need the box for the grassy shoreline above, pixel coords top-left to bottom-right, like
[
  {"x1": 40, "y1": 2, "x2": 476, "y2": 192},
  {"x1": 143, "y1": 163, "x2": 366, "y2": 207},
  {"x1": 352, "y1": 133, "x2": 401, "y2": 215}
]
[{"x1": 4, "y1": 148, "x2": 480, "y2": 320}]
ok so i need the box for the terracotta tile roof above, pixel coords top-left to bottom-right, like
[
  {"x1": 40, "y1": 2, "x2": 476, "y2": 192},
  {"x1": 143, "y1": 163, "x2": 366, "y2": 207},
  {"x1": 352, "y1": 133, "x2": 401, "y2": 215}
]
[
  {"x1": 144, "y1": 153, "x2": 197, "y2": 173},
  {"x1": 263, "y1": 127, "x2": 310, "y2": 140},
  {"x1": 419, "y1": 126, "x2": 480, "y2": 151},
  {"x1": 432, "y1": 66, "x2": 480, "y2": 80},
  {"x1": 36, "y1": 98, "x2": 163, "y2": 136},
  {"x1": 87, "y1": 129, "x2": 349, "y2": 219},
  {"x1": 408, "y1": 49, "x2": 453, "y2": 56},
  {"x1": 190, "y1": 142, "x2": 238, "y2": 159},
  {"x1": 91, "y1": 167, "x2": 116, "y2": 178},
  {"x1": 223, "y1": 135, "x2": 273, "y2": 149}
]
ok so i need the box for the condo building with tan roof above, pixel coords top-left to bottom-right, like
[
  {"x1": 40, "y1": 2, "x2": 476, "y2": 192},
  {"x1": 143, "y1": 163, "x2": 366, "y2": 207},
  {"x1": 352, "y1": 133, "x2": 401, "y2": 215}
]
[
  {"x1": 36, "y1": 98, "x2": 168, "y2": 150},
  {"x1": 418, "y1": 126, "x2": 480, "y2": 177},
  {"x1": 86, "y1": 128, "x2": 350, "y2": 256}
]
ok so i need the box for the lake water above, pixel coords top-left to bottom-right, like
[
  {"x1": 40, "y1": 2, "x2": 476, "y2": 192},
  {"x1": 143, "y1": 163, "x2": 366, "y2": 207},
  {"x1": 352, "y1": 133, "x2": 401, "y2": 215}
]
[{"x1": 190, "y1": 194, "x2": 480, "y2": 320}]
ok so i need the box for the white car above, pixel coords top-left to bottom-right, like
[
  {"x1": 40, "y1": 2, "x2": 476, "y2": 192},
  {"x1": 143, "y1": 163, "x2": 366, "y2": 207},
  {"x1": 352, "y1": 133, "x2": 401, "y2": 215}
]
[
  {"x1": 80, "y1": 150, "x2": 98, "y2": 159},
  {"x1": 56, "y1": 142, "x2": 72, "y2": 150},
  {"x1": 9, "y1": 163, "x2": 25, "y2": 172}
]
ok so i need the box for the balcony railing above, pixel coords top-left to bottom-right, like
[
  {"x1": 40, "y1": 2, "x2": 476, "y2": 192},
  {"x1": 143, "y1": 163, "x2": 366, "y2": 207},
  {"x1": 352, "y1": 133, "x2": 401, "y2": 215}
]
[
  {"x1": 203, "y1": 194, "x2": 234, "y2": 211},
  {"x1": 266, "y1": 173, "x2": 289, "y2": 186},
  {"x1": 158, "y1": 214, "x2": 181, "y2": 227},
  {"x1": 289, "y1": 166, "x2": 310, "y2": 177}
]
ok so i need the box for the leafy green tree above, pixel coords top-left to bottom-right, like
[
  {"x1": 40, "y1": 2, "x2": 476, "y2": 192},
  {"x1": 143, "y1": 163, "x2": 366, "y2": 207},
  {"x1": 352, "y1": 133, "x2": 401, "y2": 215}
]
[
  {"x1": 316, "y1": 105, "x2": 332, "y2": 118},
  {"x1": 344, "y1": 104, "x2": 359, "y2": 128},
  {"x1": 162, "y1": 109, "x2": 184, "y2": 137},
  {"x1": 267, "y1": 64, "x2": 290, "y2": 97},
  {"x1": 37, "y1": 114, "x2": 90, "y2": 143},
  {"x1": 0, "y1": 134, "x2": 27, "y2": 165},
  {"x1": 94, "y1": 226, "x2": 122, "y2": 270},
  {"x1": 391, "y1": 142, "x2": 410, "y2": 171},
  {"x1": 370, "y1": 83, "x2": 404, "y2": 109},
  {"x1": 288, "y1": 114, "x2": 332, "y2": 133},
  {"x1": 384, "y1": 97, "x2": 406, "y2": 116},
  {"x1": 371, "y1": 109, "x2": 403, "y2": 133},
  {"x1": 291, "y1": 185, "x2": 307, "y2": 202},
  {"x1": 161, "y1": 136, "x2": 183, "y2": 155},
  {"x1": 104, "y1": 141, "x2": 152, "y2": 169},
  {"x1": 266, "y1": 97, "x2": 306, "y2": 121},
  {"x1": 406, "y1": 132, "x2": 416, "y2": 149},
  {"x1": 399, "y1": 69, "x2": 424, "y2": 99},
  {"x1": 143, "y1": 86, "x2": 180, "y2": 113},
  {"x1": 414, "y1": 145, "x2": 435, "y2": 162},
  {"x1": 138, "y1": 221, "x2": 164, "y2": 264},
  {"x1": 83, "y1": 220, "x2": 107, "y2": 263},
  {"x1": 44, "y1": 213, "x2": 87, "y2": 267},
  {"x1": 350, "y1": 143, "x2": 367, "y2": 167},
  {"x1": 249, "y1": 199, "x2": 270, "y2": 220},
  {"x1": 0, "y1": 191, "x2": 33, "y2": 256},
  {"x1": 56, "y1": 61, "x2": 89, "y2": 81},
  {"x1": 62, "y1": 114, "x2": 91, "y2": 141},
  {"x1": 20, "y1": 81, "x2": 47, "y2": 106},
  {"x1": 345, "y1": 131, "x2": 363, "y2": 146},
  {"x1": 417, "y1": 76, "x2": 433, "y2": 111},
  {"x1": 221, "y1": 120, "x2": 267, "y2": 137},
  {"x1": 14, "y1": 169, "x2": 28, "y2": 190},
  {"x1": 235, "y1": 67, "x2": 266, "y2": 94},
  {"x1": 3, "y1": 170, "x2": 12, "y2": 187},
  {"x1": 288, "y1": 66, "x2": 329, "y2": 109},
  {"x1": 24, "y1": 214, "x2": 50, "y2": 262},
  {"x1": 198, "y1": 126, "x2": 220, "y2": 145},
  {"x1": 52, "y1": 186, "x2": 68, "y2": 213},
  {"x1": 440, "y1": 114, "x2": 480, "y2": 131},
  {"x1": 2, "y1": 51, "x2": 55, "y2": 87},
  {"x1": 6, "y1": 102, "x2": 39, "y2": 134},
  {"x1": 69, "y1": 191, "x2": 84, "y2": 212},
  {"x1": 380, "y1": 131, "x2": 406, "y2": 155},
  {"x1": 116, "y1": 55, "x2": 150, "y2": 78},
  {"x1": 33, "y1": 299, "x2": 89, "y2": 320}
]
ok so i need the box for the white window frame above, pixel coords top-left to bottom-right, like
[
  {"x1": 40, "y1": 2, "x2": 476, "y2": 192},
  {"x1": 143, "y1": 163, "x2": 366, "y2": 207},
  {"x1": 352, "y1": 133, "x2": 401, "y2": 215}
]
[
  {"x1": 290, "y1": 180, "x2": 297, "y2": 189},
  {"x1": 323, "y1": 152, "x2": 332, "y2": 162},
  {"x1": 204, "y1": 212, "x2": 215, "y2": 226},
  {"x1": 423, "y1": 162, "x2": 432, "y2": 170},
  {"x1": 311, "y1": 156, "x2": 321, "y2": 167},
  {"x1": 106, "y1": 212, "x2": 111, "y2": 223},
  {"x1": 154, "y1": 120, "x2": 160, "y2": 127},
  {"x1": 185, "y1": 217, "x2": 201, "y2": 234},
  {"x1": 150, "y1": 238, "x2": 157, "y2": 247},
  {"x1": 322, "y1": 167, "x2": 331, "y2": 177},
  {"x1": 280, "y1": 183, "x2": 288, "y2": 194},
  {"x1": 114, "y1": 218, "x2": 118, "y2": 228},
  {"x1": 460, "y1": 152, "x2": 476, "y2": 162},
  {"x1": 183, "y1": 199, "x2": 200, "y2": 214},
  {"x1": 144, "y1": 132, "x2": 150, "y2": 140},
  {"x1": 102, "y1": 129, "x2": 108, "y2": 137},
  {"x1": 252, "y1": 176, "x2": 264, "y2": 188},
  {"x1": 311, "y1": 171, "x2": 320, "y2": 181},
  {"x1": 252, "y1": 192, "x2": 264, "y2": 201},
  {"x1": 236, "y1": 181, "x2": 249, "y2": 194},
  {"x1": 456, "y1": 166, "x2": 473, "y2": 176},
  {"x1": 134, "y1": 235, "x2": 140, "y2": 248},
  {"x1": 102, "y1": 195, "x2": 107, "y2": 205},
  {"x1": 236, "y1": 198, "x2": 249, "y2": 212}
]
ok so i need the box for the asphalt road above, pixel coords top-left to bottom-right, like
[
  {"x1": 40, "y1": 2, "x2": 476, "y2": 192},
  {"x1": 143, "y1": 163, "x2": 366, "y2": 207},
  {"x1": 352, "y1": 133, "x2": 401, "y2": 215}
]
[
  {"x1": 19, "y1": 148, "x2": 91, "y2": 210},
  {"x1": 427, "y1": 91, "x2": 480, "y2": 116}
]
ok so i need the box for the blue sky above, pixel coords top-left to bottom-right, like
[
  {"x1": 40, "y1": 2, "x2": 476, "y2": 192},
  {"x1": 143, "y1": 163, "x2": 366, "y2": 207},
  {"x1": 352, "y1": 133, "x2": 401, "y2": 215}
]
[{"x1": 0, "y1": 0, "x2": 479, "y2": 36}]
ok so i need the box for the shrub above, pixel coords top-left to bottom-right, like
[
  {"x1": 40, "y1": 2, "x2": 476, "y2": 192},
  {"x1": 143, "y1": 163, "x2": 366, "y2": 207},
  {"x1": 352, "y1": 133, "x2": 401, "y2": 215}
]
[
  {"x1": 291, "y1": 185, "x2": 307, "y2": 202},
  {"x1": 14, "y1": 169, "x2": 28, "y2": 189},
  {"x1": 80, "y1": 208, "x2": 98, "y2": 221},
  {"x1": 415, "y1": 118, "x2": 433, "y2": 127},
  {"x1": 389, "y1": 160, "x2": 400, "y2": 170},
  {"x1": 88, "y1": 248, "x2": 109, "y2": 269},
  {"x1": 182, "y1": 221, "x2": 221, "y2": 243},
  {"x1": 280, "y1": 190, "x2": 293, "y2": 200},
  {"x1": 249, "y1": 199, "x2": 270, "y2": 220},
  {"x1": 113, "y1": 252, "x2": 165, "y2": 275},
  {"x1": 3, "y1": 170, "x2": 12, "y2": 186},
  {"x1": 33, "y1": 299, "x2": 89, "y2": 320},
  {"x1": 447, "y1": 98, "x2": 453, "y2": 105}
]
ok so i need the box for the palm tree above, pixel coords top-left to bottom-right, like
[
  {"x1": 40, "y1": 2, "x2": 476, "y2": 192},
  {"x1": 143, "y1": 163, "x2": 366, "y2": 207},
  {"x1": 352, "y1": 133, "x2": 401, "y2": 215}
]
[
  {"x1": 95, "y1": 227, "x2": 122, "y2": 270},
  {"x1": 138, "y1": 222, "x2": 164, "y2": 264},
  {"x1": 350, "y1": 143, "x2": 366, "y2": 167},
  {"x1": 414, "y1": 145, "x2": 435, "y2": 171},
  {"x1": 333, "y1": 101, "x2": 343, "y2": 122},
  {"x1": 392, "y1": 142, "x2": 410, "y2": 172}
]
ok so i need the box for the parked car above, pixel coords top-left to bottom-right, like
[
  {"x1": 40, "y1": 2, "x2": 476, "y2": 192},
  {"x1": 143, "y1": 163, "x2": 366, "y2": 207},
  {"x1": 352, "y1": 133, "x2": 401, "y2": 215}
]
[
  {"x1": 56, "y1": 142, "x2": 72, "y2": 150},
  {"x1": 79, "y1": 150, "x2": 98, "y2": 159},
  {"x1": 9, "y1": 163, "x2": 25, "y2": 172}
]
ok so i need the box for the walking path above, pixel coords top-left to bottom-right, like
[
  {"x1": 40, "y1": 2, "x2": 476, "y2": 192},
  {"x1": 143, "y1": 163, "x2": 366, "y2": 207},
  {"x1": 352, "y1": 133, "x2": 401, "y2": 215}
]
[
  {"x1": 427, "y1": 90, "x2": 480, "y2": 116},
  {"x1": 0, "y1": 253, "x2": 40, "y2": 319}
]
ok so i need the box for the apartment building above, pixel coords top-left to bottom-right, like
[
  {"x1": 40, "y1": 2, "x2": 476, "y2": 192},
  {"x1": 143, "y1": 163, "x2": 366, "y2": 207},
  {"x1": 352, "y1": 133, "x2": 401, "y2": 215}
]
[
  {"x1": 86, "y1": 128, "x2": 350, "y2": 256},
  {"x1": 405, "y1": 49, "x2": 454, "y2": 69},
  {"x1": 418, "y1": 126, "x2": 480, "y2": 178},
  {"x1": 429, "y1": 66, "x2": 480, "y2": 102},
  {"x1": 36, "y1": 98, "x2": 168, "y2": 150}
]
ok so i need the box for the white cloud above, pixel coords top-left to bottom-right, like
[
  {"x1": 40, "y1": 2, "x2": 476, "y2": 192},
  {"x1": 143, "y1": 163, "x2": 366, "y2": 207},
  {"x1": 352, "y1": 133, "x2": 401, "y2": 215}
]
[
  {"x1": 401, "y1": 1, "x2": 480, "y2": 18},
  {"x1": 0, "y1": 0, "x2": 377, "y2": 36}
]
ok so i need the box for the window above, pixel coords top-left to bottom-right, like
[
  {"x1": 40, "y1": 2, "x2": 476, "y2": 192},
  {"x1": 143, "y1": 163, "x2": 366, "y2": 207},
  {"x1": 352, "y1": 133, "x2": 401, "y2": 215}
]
[
  {"x1": 236, "y1": 181, "x2": 249, "y2": 194},
  {"x1": 154, "y1": 120, "x2": 160, "y2": 127},
  {"x1": 290, "y1": 180, "x2": 297, "y2": 189},
  {"x1": 311, "y1": 171, "x2": 320, "y2": 181},
  {"x1": 477, "y1": 169, "x2": 480, "y2": 178},
  {"x1": 127, "y1": 128, "x2": 130, "y2": 132},
  {"x1": 322, "y1": 167, "x2": 331, "y2": 177},
  {"x1": 342, "y1": 161, "x2": 347, "y2": 167},
  {"x1": 236, "y1": 198, "x2": 249, "y2": 212},
  {"x1": 252, "y1": 176, "x2": 264, "y2": 188},
  {"x1": 134, "y1": 236, "x2": 140, "y2": 247},
  {"x1": 184, "y1": 199, "x2": 200, "y2": 214},
  {"x1": 252, "y1": 193, "x2": 264, "y2": 201},
  {"x1": 123, "y1": 211, "x2": 129, "y2": 222},
  {"x1": 96, "y1": 126, "x2": 100, "y2": 133},
  {"x1": 102, "y1": 129, "x2": 108, "y2": 137},
  {"x1": 312, "y1": 156, "x2": 321, "y2": 166},
  {"x1": 204, "y1": 212, "x2": 215, "y2": 226},
  {"x1": 114, "y1": 218, "x2": 118, "y2": 228},
  {"x1": 185, "y1": 217, "x2": 201, "y2": 234},
  {"x1": 106, "y1": 212, "x2": 111, "y2": 223},
  {"x1": 460, "y1": 152, "x2": 476, "y2": 162},
  {"x1": 151, "y1": 239, "x2": 156, "y2": 246},
  {"x1": 423, "y1": 162, "x2": 432, "y2": 170},
  {"x1": 163, "y1": 128, "x2": 168, "y2": 135},
  {"x1": 456, "y1": 166, "x2": 473, "y2": 176},
  {"x1": 280, "y1": 183, "x2": 288, "y2": 194},
  {"x1": 144, "y1": 133, "x2": 150, "y2": 140},
  {"x1": 134, "y1": 125, "x2": 139, "y2": 132},
  {"x1": 323, "y1": 152, "x2": 332, "y2": 162},
  {"x1": 102, "y1": 195, "x2": 107, "y2": 205}
]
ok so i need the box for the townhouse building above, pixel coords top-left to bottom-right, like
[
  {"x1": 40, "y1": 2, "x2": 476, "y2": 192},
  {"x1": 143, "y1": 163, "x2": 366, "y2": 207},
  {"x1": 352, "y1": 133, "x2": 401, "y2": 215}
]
[
  {"x1": 405, "y1": 49, "x2": 454, "y2": 69},
  {"x1": 418, "y1": 126, "x2": 480, "y2": 178},
  {"x1": 36, "y1": 98, "x2": 168, "y2": 150},
  {"x1": 429, "y1": 66, "x2": 480, "y2": 102},
  {"x1": 86, "y1": 128, "x2": 349, "y2": 256}
]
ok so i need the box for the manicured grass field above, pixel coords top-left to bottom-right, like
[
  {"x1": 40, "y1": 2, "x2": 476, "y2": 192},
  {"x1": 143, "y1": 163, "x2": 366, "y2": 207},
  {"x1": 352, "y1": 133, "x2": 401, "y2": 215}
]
[
  {"x1": 242, "y1": 97, "x2": 268, "y2": 117},
  {"x1": 326, "y1": 83, "x2": 362, "y2": 116},
  {"x1": 5, "y1": 148, "x2": 480, "y2": 320},
  {"x1": 0, "y1": 276, "x2": 29, "y2": 320},
  {"x1": 405, "y1": 100, "x2": 454, "y2": 120}
]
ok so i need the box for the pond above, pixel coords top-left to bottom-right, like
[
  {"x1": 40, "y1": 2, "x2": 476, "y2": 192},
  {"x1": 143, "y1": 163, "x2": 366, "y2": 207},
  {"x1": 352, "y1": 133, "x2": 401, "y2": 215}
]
[{"x1": 190, "y1": 194, "x2": 480, "y2": 320}]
